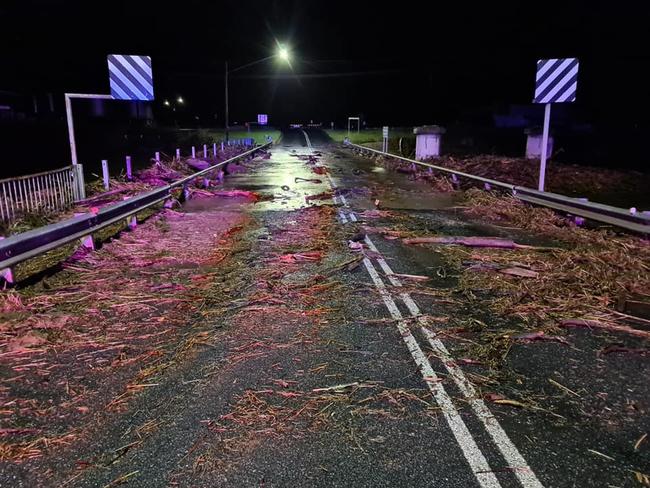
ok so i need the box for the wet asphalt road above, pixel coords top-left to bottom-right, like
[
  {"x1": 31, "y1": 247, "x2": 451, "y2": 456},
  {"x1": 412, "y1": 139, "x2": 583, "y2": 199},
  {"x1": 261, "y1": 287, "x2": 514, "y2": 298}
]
[{"x1": 9, "y1": 129, "x2": 646, "y2": 487}]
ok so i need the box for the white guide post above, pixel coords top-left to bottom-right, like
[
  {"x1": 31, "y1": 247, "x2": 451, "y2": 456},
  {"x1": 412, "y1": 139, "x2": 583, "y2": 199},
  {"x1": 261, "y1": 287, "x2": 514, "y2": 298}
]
[{"x1": 102, "y1": 160, "x2": 110, "y2": 190}]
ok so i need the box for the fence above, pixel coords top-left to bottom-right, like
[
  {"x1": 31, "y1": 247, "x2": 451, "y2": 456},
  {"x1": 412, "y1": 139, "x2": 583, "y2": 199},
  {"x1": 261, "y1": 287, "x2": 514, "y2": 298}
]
[{"x1": 0, "y1": 165, "x2": 84, "y2": 225}]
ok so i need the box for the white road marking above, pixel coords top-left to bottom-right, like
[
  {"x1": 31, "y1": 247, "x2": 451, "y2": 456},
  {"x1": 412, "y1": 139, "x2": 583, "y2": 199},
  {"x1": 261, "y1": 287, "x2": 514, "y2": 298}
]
[
  {"x1": 332, "y1": 195, "x2": 349, "y2": 224},
  {"x1": 304, "y1": 131, "x2": 542, "y2": 486},
  {"x1": 301, "y1": 129, "x2": 314, "y2": 154},
  {"x1": 362, "y1": 257, "x2": 502, "y2": 488},
  {"x1": 363, "y1": 237, "x2": 544, "y2": 488}
]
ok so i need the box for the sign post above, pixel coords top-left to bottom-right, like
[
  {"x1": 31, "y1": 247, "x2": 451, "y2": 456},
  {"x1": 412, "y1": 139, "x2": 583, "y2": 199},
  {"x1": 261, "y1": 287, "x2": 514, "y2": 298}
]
[
  {"x1": 382, "y1": 126, "x2": 389, "y2": 152},
  {"x1": 533, "y1": 58, "x2": 579, "y2": 191},
  {"x1": 538, "y1": 103, "x2": 551, "y2": 192},
  {"x1": 257, "y1": 114, "x2": 268, "y2": 125},
  {"x1": 64, "y1": 55, "x2": 154, "y2": 200}
]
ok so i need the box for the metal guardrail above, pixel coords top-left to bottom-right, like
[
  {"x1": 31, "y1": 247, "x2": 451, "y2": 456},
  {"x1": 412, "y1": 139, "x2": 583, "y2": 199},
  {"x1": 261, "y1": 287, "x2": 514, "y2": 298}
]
[
  {"x1": 0, "y1": 142, "x2": 272, "y2": 272},
  {"x1": 0, "y1": 165, "x2": 84, "y2": 224},
  {"x1": 347, "y1": 142, "x2": 650, "y2": 234}
]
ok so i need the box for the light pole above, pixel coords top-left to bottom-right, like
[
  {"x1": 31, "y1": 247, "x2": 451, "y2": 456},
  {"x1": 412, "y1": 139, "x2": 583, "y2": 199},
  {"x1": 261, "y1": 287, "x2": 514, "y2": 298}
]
[{"x1": 224, "y1": 45, "x2": 290, "y2": 141}]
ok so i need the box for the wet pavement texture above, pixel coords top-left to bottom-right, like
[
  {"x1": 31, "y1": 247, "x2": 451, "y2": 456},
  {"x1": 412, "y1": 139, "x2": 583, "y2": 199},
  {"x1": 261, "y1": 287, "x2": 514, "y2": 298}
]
[{"x1": 2, "y1": 129, "x2": 648, "y2": 488}]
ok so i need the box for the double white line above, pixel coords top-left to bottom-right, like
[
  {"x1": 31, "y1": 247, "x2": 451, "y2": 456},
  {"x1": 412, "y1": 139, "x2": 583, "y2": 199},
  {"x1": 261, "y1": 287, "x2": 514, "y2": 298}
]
[{"x1": 322, "y1": 168, "x2": 543, "y2": 487}]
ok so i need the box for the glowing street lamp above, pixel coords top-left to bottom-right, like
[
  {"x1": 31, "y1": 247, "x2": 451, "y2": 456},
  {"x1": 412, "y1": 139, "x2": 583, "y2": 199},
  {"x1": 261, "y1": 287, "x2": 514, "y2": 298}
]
[
  {"x1": 225, "y1": 43, "x2": 291, "y2": 141},
  {"x1": 278, "y1": 46, "x2": 290, "y2": 62},
  {"x1": 176, "y1": 96, "x2": 184, "y2": 104}
]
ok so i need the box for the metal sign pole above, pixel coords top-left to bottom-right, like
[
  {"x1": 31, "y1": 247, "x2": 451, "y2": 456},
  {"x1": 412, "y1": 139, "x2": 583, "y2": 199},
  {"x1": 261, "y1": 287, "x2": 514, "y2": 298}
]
[
  {"x1": 225, "y1": 61, "x2": 230, "y2": 142},
  {"x1": 63, "y1": 55, "x2": 154, "y2": 200},
  {"x1": 64, "y1": 94, "x2": 78, "y2": 166},
  {"x1": 538, "y1": 103, "x2": 551, "y2": 191},
  {"x1": 65, "y1": 93, "x2": 113, "y2": 166},
  {"x1": 532, "y1": 58, "x2": 579, "y2": 191},
  {"x1": 65, "y1": 93, "x2": 112, "y2": 200}
]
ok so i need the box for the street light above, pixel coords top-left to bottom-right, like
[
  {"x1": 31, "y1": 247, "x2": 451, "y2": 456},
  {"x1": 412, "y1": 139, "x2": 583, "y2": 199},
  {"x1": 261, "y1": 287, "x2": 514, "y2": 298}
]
[
  {"x1": 224, "y1": 44, "x2": 291, "y2": 141},
  {"x1": 177, "y1": 96, "x2": 184, "y2": 104}
]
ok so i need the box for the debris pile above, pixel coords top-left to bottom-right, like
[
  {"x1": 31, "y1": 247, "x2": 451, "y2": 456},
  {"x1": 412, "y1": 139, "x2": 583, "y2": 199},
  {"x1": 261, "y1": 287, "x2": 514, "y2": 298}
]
[
  {"x1": 0, "y1": 207, "x2": 250, "y2": 463},
  {"x1": 426, "y1": 190, "x2": 650, "y2": 336},
  {"x1": 370, "y1": 152, "x2": 650, "y2": 202},
  {"x1": 1, "y1": 147, "x2": 266, "y2": 237}
]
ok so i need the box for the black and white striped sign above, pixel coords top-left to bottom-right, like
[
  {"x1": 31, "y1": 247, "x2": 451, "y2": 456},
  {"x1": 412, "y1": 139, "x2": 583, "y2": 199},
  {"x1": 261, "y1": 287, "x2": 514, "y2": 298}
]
[
  {"x1": 533, "y1": 58, "x2": 579, "y2": 104},
  {"x1": 107, "y1": 55, "x2": 154, "y2": 101}
]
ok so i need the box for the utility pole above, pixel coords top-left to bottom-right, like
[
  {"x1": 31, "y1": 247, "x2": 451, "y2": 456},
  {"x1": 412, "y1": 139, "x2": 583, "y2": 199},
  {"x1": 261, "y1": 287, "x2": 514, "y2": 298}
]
[{"x1": 225, "y1": 61, "x2": 229, "y2": 142}]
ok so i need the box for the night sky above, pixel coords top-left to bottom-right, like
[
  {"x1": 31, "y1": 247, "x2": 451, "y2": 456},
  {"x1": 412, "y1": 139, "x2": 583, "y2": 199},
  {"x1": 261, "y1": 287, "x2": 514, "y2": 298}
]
[{"x1": 2, "y1": 0, "x2": 650, "y2": 126}]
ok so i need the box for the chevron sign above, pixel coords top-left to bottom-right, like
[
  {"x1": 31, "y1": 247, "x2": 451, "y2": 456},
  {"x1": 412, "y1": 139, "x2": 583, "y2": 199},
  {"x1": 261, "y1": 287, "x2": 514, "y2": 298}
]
[
  {"x1": 533, "y1": 58, "x2": 579, "y2": 104},
  {"x1": 107, "y1": 54, "x2": 154, "y2": 101}
]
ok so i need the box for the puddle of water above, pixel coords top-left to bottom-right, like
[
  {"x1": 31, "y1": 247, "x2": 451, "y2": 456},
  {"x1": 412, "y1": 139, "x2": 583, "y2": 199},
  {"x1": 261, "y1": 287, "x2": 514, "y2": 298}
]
[
  {"x1": 372, "y1": 188, "x2": 462, "y2": 211},
  {"x1": 181, "y1": 147, "x2": 334, "y2": 213},
  {"x1": 182, "y1": 195, "x2": 254, "y2": 212}
]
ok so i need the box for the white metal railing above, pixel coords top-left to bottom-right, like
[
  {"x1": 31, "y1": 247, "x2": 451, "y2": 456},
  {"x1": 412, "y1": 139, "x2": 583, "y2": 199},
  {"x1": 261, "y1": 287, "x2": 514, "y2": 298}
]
[{"x1": 0, "y1": 165, "x2": 84, "y2": 225}]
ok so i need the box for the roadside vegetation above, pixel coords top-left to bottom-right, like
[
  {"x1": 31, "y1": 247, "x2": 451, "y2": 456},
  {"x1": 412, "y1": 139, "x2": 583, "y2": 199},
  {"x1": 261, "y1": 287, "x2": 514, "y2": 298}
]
[
  {"x1": 325, "y1": 128, "x2": 415, "y2": 155},
  {"x1": 176, "y1": 129, "x2": 281, "y2": 147}
]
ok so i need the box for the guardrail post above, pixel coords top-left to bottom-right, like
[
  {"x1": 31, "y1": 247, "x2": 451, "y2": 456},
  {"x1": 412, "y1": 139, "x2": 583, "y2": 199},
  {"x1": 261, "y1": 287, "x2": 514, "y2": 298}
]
[
  {"x1": 0, "y1": 266, "x2": 14, "y2": 285},
  {"x1": 73, "y1": 212, "x2": 95, "y2": 250},
  {"x1": 0, "y1": 237, "x2": 15, "y2": 285},
  {"x1": 213, "y1": 143, "x2": 217, "y2": 158},
  {"x1": 122, "y1": 197, "x2": 137, "y2": 230},
  {"x1": 81, "y1": 235, "x2": 95, "y2": 250},
  {"x1": 155, "y1": 152, "x2": 160, "y2": 164},
  {"x1": 126, "y1": 215, "x2": 137, "y2": 230},
  {"x1": 203, "y1": 144, "x2": 208, "y2": 158},
  {"x1": 573, "y1": 198, "x2": 588, "y2": 226},
  {"x1": 176, "y1": 148, "x2": 180, "y2": 160},
  {"x1": 102, "y1": 160, "x2": 110, "y2": 190},
  {"x1": 126, "y1": 156, "x2": 132, "y2": 180},
  {"x1": 221, "y1": 142, "x2": 225, "y2": 152},
  {"x1": 191, "y1": 146, "x2": 196, "y2": 158}
]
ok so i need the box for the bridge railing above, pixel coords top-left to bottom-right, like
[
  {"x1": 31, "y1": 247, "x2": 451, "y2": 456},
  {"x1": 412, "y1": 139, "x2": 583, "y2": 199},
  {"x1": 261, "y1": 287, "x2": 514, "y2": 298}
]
[{"x1": 0, "y1": 165, "x2": 84, "y2": 225}]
